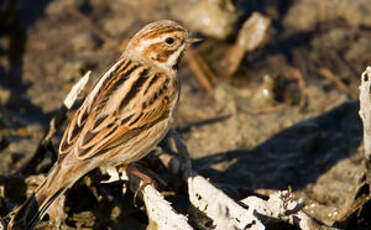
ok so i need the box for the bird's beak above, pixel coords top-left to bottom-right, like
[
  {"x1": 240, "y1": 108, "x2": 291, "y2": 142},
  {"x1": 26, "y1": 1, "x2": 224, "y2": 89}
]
[{"x1": 187, "y1": 37, "x2": 203, "y2": 44}]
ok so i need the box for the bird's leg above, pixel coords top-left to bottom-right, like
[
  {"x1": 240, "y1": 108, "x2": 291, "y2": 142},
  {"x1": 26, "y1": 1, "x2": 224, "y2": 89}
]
[{"x1": 126, "y1": 165, "x2": 154, "y2": 207}]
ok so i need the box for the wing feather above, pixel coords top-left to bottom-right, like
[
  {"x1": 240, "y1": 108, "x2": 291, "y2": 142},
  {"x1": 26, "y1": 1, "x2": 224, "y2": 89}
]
[
  {"x1": 77, "y1": 100, "x2": 169, "y2": 159},
  {"x1": 58, "y1": 58, "x2": 174, "y2": 160}
]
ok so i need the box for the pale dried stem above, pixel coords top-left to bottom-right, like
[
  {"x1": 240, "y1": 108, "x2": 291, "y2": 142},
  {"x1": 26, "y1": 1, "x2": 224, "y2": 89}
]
[
  {"x1": 158, "y1": 131, "x2": 337, "y2": 229},
  {"x1": 103, "y1": 165, "x2": 193, "y2": 230},
  {"x1": 143, "y1": 185, "x2": 193, "y2": 230},
  {"x1": 333, "y1": 66, "x2": 371, "y2": 224},
  {"x1": 359, "y1": 66, "x2": 371, "y2": 160},
  {"x1": 221, "y1": 12, "x2": 271, "y2": 77},
  {"x1": 166, "y1": 131, "x2": 265, "y2": 229},
  {"x1": 63, "y1": 71, "x2": 91, "y2": 109},
  {"x1": 241, "y1": 192, "x2": 338, "y2": 230},
  {"x1": 188, "y1": 175, "x2": 264, "y2": 230}
]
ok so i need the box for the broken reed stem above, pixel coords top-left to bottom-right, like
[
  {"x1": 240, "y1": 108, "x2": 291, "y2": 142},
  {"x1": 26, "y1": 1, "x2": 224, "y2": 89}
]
[
  {"x1": 220, "y1": 12, "x2": 271, "y2": 77},
  {"x1": 143, "y1": 185, "x2": 193, "y2": 230},
  {"x1": 336, "y1": 66, "x2": 371, "y2": 225},
  {"x1": 159, "y1": 131, "x2": 338, "y2": 230},
  {"x1": 359, "y1": 66, "x2": 371, "y2": 160}
]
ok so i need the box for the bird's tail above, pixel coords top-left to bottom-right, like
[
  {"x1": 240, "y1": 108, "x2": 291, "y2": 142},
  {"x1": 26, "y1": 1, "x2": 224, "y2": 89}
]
[{"x1": 7, "y1": 161, "x2": 84, "y2": 230}]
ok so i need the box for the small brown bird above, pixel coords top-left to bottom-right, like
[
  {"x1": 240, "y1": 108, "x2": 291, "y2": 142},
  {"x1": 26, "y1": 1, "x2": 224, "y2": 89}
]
[{"x1": 8, "y1": 19, "x2": 194, "y2": 229}]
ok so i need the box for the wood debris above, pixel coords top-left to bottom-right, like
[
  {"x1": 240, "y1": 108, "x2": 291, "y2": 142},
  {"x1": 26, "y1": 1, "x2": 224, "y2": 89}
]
[
  {"x1": 185, "y1": 49, "x2": 216, "y2": 93},
  {"x1": 220, "y1": 12, "x2": 271, "y2": 77},
  {"x1": 359, "y1": 66, "x2": 371, "y2": 160},
  {"x1": 150, "y1": 131, "x2": 334, "y2": 230}
]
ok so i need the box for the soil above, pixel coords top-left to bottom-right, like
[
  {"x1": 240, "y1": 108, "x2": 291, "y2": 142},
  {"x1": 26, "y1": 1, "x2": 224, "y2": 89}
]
[{"x1": 1, "y1": 0, "x2": 371, "y2": 229}]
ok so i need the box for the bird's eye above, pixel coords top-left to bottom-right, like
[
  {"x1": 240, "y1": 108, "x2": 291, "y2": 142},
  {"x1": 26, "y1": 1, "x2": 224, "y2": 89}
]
[{"x1": 165, "y1": 37, "x2": 174, "y2": 45}]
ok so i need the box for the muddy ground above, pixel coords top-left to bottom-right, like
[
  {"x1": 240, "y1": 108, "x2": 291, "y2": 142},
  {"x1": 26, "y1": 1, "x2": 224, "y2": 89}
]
[{"x1": 0, "y1": 0, "x2": 371, "y2": 229}]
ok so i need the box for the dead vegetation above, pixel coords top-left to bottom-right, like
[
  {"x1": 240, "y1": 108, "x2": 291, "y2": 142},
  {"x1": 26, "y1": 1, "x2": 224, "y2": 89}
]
[{"x1": 1, "y1": 0, "x2": 371, "y2": 229}]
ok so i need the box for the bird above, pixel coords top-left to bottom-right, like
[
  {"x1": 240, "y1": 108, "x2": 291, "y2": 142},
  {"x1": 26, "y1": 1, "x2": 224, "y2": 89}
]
[{"x1": 8, "y1": 19, "x2": 195, "y2": 230}]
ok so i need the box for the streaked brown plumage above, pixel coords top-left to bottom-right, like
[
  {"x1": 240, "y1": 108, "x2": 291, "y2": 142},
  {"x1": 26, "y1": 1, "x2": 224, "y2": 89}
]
[{"x1": 8, "y1": 19, "x2": 192, "y2": 230}]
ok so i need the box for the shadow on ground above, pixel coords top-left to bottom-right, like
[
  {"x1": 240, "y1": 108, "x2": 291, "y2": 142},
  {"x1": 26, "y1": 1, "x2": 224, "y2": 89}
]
[{"x1": 193, "y1": 101, "x2": 361, "y2": 193}]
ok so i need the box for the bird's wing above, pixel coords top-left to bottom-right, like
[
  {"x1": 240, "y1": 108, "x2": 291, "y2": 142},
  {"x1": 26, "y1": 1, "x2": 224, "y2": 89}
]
[{"x1": 59, "y1": 59, "x2": 174, "y2": 160}]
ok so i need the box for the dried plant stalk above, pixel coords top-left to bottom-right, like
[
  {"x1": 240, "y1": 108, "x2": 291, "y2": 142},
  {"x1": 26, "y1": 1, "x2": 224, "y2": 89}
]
[
  {"x1": 220, "y1": 12, "x2": 271, "y2": 77},
  {"x1": 359, "y1": 66, "x2": 371, "y2": 160},
  {"x1": 159, "y1": 132, "x2": 337, "y2": 230},
  {"x1": 241, "y1": 192, "x2": 337, "y2": 230},
  {"x1": 188, "y1": 175, "x2": 264, "y2": 230},
  {"x1": 103, "y1": 166, "x2": 193, "y2": 230},
  {"x1": 143, "y1": 185, "x2": 193, "y2": 230}
]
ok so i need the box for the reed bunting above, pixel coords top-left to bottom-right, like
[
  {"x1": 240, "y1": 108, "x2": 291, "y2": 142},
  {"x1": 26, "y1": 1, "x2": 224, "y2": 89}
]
[{"x1": 8, "y1": 19, "x2": 195, "y2": 230}]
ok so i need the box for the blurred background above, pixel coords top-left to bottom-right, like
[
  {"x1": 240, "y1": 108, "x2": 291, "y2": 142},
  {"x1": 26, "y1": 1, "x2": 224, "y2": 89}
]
[{"x1": 0, "y1": 0, "x2": 371, "y2": 229}]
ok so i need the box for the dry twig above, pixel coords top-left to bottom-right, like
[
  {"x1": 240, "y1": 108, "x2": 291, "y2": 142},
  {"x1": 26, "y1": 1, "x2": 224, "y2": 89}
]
[
  {"x1": 335, "y1": 66, "x2": 371, "y2": 223},
  {"x1": 318, "y1": 68, "x2": 355, "y2": 98},
  {"x1": 185, "y1": 49, "x2": 215, "y2": 93}
]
